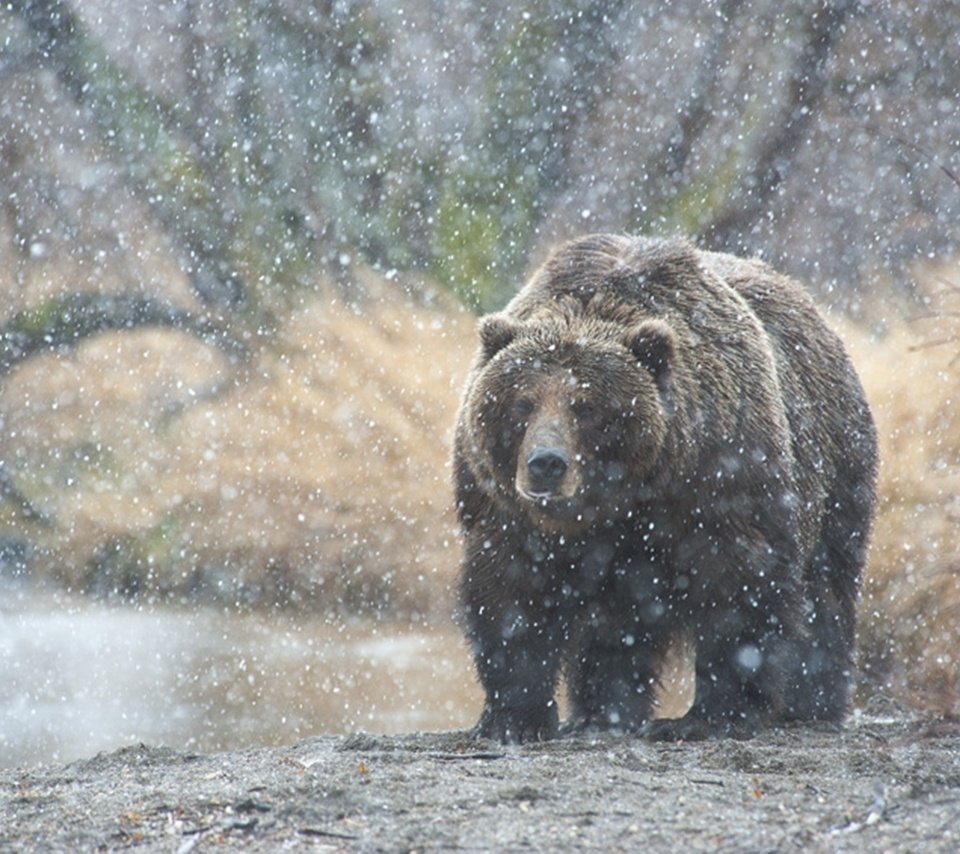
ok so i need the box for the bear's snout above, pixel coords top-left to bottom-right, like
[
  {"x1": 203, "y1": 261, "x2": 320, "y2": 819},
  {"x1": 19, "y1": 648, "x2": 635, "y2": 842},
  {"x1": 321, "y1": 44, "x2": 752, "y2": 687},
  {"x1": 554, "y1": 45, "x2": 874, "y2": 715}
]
[
  {"x1": 513, "y1": 390, "x2": 582, "y2": 504},
  {"x1": 525, "y1": 446, "x2": 569, "y2": 496}
]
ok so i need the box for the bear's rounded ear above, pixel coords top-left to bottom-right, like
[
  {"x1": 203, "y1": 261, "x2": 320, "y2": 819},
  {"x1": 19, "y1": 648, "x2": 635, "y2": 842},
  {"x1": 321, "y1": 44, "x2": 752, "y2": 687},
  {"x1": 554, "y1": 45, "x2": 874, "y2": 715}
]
[
  {"x1": 478, "y1": 314, "x2": 523, "y2": 360},
  {"x1": 625, "y1": 319, "x2": 674, "y2": 381}
]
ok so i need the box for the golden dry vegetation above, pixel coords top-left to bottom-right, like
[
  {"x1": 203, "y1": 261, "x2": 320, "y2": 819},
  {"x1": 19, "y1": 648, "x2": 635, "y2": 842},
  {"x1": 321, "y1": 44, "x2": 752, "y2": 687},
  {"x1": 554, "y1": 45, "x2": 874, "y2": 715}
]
[
  {"x1": 1, "y1": 273, "x2": 474, "y2": 618},
  {"x1": 1, "y1": 263, "x2": 958, "y2": 712},
  {"x1": 840, "y1": 268, "x2": 960, "y2": 713}
]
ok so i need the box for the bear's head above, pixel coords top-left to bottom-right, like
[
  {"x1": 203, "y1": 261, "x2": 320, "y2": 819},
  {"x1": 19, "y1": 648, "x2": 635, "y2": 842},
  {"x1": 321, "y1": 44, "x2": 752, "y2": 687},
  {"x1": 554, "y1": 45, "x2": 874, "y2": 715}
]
[{"x1": 465, "y1": 309, "x2": 675, "y2": 532}]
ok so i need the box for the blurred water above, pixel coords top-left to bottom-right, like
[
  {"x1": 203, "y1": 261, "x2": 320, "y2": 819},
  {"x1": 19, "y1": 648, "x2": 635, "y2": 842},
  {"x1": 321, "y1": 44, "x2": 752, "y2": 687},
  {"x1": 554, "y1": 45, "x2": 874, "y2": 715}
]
[{"x1": 0, "y1": 591, "x2": 479, "y2": 768}]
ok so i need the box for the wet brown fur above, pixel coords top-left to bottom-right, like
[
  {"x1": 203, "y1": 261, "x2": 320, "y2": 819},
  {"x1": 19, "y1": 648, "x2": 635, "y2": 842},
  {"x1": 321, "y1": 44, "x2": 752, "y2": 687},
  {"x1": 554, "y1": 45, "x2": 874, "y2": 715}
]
[{"x1": 454, "y1": 235, "x2": 878, "y2": 743}]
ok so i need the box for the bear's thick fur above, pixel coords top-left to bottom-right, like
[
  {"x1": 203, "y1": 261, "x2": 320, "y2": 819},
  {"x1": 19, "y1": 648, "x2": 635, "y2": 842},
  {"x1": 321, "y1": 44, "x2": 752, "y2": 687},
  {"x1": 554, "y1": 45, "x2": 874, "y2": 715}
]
[{"x1": 453, "y1": 234, "x2": 878, "y2": 743}]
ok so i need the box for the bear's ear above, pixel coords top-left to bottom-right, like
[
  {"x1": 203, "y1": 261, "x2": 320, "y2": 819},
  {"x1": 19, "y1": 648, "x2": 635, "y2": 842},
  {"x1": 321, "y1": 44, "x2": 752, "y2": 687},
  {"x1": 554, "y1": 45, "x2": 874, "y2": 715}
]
[
  {"x1": 478, "y1": 314, "x2": 523, "y2": 360},
  {"x1": 625, "y1": 319, "x2": 674, "y2": 390}
]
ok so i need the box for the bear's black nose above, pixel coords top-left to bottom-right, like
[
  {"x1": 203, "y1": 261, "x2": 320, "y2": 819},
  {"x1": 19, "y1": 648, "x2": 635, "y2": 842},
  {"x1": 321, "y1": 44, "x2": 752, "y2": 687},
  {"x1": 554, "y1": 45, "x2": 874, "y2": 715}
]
[{"x1": 526, "y1": 447, "x2": 569, "y2": 492}]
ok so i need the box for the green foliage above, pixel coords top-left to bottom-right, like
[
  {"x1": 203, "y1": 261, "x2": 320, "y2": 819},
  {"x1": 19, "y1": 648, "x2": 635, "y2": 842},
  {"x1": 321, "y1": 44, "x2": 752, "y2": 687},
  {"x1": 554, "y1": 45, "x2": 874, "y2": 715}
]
[
  {"x1": 432, "y1": 165, "x2": 537, "y2": 311},
  {"x1": 8, "y1": 1, "x2": 624, "y2": 314},
  {"x1": 429, "y1": 11, "x2": 567, "y2": 310},
  {"x1": 10, "y1": 0, "x2": 943, "y2": 320},
  {"x1": 634, "y1": 147, "x2": 743, "y2": 238}
]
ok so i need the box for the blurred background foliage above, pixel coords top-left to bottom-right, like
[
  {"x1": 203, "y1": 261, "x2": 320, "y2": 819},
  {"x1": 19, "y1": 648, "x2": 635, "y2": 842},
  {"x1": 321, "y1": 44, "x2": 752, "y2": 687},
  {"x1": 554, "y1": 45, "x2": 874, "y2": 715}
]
[
  {"x1": 0, "y1": 0, "x2": 958, "y2": 714},
  {"x1": 3, "y1": 0, "x2": 958, "y2": 316}
]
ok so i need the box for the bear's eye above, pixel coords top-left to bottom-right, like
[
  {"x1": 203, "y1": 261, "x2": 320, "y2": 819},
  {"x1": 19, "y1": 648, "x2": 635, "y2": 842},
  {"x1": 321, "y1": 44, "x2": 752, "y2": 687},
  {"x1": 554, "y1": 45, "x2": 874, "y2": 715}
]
[
  {"x1": 571, "y1": 400, "x2": 597, "y2": 422},
  {"x1": 510, "y1": 398, "x2": 534, "y2": 422}
]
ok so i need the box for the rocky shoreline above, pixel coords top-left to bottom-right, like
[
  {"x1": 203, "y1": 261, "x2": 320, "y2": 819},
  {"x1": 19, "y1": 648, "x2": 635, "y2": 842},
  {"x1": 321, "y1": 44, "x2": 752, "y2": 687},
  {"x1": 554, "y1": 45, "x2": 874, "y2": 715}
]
[{"x1": 4, "y1": 715, "x2": 960, "y2": 852}]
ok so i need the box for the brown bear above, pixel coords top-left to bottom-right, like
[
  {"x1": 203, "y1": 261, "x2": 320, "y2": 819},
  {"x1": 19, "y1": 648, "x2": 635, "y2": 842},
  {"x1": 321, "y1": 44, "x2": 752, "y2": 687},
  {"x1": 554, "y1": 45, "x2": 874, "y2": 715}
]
[{"x1": 453, "y1": 234, "x2": 878, "y2": 743}]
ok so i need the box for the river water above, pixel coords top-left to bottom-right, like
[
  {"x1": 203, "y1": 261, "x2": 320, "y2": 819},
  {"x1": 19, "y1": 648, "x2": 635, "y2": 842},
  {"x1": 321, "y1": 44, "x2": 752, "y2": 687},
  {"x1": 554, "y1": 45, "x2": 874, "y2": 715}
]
[{"x1": 0, "y1": 591, "x2": 480, "y2": 768}]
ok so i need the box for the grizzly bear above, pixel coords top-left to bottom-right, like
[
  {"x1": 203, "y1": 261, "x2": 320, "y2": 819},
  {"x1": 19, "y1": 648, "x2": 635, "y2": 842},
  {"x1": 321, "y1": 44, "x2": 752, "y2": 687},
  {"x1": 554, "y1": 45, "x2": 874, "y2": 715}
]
[{"x1": 453, "y1": 234, "x2": 878, "y2": 743}]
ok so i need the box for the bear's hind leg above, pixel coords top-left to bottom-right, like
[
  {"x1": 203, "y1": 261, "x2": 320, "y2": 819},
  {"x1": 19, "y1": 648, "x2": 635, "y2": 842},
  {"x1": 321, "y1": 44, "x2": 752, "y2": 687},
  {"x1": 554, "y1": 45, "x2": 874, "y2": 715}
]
[
  {"x1": 790, "y1": 399, "x2": 876, "y2": 721},
  {"x1": 788, "y1": 506, "x2": 871, "y2": 721},
  {"x1": 643, "y1": 524, "x2": 806, "y2": 741},
  {"x1": 643, "y1": 618, "x2": 790, "y2": 741}
]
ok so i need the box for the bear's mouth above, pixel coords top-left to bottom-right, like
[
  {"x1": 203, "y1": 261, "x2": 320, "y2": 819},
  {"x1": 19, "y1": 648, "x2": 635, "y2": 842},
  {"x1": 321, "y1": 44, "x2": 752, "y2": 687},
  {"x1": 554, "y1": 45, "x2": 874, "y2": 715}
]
[
  {"x1": 517, "y1": 487, "x2": 559, "y2": 502},
  {"x1": 515, "y1": 477, "x2": 624, "y2": 530},
  {"x1": 515, "y1": 487, "x2": 594, "y2": 524},
  {"x1": 516, "y1": 485, "x2": 581, "y2": 508}
]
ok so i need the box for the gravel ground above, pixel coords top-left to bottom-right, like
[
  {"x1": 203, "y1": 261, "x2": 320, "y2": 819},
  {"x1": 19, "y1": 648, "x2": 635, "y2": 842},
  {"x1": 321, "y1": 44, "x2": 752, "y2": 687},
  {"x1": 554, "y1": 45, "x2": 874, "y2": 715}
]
[{"x1": 3, "y1": 714, "x2": 960, "y2": 852}]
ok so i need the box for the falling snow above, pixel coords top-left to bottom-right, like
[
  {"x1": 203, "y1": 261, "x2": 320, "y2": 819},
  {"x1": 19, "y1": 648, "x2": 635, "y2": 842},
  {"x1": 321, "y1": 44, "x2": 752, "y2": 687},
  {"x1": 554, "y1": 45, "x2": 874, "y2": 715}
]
[{"x1": 0, "y1": 4, "x2": 958, "y2": 845}]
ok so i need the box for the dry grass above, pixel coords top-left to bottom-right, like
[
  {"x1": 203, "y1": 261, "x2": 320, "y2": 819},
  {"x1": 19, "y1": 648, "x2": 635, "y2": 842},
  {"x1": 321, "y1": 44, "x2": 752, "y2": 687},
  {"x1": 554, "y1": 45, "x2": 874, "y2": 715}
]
[
  {"x1": 840, "y1": 269, "x2": 960, "y2": 714},
  {"x1": 2, "y1": 278, "x2": 475, "y2": 617}
]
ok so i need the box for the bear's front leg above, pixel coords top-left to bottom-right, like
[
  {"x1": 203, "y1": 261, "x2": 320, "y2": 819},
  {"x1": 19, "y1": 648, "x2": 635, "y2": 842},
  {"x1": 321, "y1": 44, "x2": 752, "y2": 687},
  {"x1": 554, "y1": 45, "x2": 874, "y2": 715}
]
[
  {"x1": 461, "y1": 548, "x2": 564, "y2": 743},
  {"x1": 565, "y1": 621, "x2": 669, "y2": 734},
  {"x1": 467, "y1": 603, "x2": 563, "y2": 743},
  {"x1": 473, "y1": 642, "x2": 561, "y2": 745}
]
